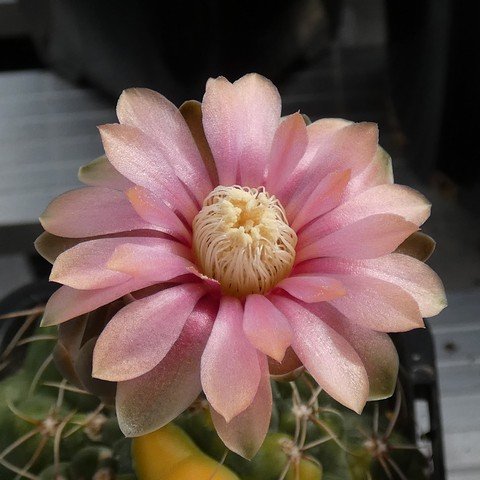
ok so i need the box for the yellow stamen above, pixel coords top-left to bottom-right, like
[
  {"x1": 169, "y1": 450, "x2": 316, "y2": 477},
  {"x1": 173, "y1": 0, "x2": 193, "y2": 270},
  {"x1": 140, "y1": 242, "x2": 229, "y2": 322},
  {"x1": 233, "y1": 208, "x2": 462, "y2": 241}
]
[{"x1": 192, "y1": 186, "x2": 297, "y2": 297}]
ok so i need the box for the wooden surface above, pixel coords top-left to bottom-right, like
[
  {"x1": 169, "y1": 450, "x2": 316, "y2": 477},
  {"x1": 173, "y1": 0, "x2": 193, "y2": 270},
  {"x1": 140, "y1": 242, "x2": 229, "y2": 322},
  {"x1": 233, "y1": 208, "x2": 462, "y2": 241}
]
[{"x1": 0, "y1": 67, "x2": 479, "y2": 480}]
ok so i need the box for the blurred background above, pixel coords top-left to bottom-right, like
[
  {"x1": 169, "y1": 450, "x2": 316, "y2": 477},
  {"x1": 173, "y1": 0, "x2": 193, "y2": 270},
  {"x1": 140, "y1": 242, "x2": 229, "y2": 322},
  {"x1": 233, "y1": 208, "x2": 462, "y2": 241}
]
[{"x1": 0, "y1": 0, "x2": 478, "y2": 478}]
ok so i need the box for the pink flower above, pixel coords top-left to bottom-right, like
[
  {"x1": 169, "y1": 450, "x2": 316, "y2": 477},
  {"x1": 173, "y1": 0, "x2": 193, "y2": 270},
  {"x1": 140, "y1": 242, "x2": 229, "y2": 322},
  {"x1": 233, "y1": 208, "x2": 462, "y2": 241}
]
[{"x1": 37, "y1": 74, "x2": 446, "y2": 459}]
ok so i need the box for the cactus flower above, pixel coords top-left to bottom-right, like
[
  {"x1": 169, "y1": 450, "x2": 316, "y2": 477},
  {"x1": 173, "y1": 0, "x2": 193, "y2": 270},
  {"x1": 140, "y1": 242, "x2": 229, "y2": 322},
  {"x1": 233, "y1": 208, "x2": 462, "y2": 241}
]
[{"x1": 36, "y1": 74, "x2": 446, "y2": 459}]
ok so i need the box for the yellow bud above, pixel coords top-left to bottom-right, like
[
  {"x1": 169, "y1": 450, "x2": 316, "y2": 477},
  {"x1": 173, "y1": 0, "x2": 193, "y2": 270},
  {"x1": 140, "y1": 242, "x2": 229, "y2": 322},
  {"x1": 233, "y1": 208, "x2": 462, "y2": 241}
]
[{"x1": 132, "y1": 423, "x2": 239, "y2": 480}]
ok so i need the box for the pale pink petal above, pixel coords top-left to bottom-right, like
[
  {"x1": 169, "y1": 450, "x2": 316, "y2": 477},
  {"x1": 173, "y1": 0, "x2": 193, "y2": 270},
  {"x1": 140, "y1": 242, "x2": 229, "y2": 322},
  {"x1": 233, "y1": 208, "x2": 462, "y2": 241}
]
[
  {"x1": 92, "y1": 284, "x2": 205, "y2": 381},
  {"x1": 298, "y1": 184, "x2": 431, "y2": 249},
  {"x1": 35, "y1": 232, "x2": 85, "y2": 264},
  {"x1": 343, "y1": 146, "x2": 394, "y2": 200},
  {"x1": 284, "y1": 122, "x2": 378, "y2": 216},
  {"x1": 329, "y1": 275, "x2": 424, "y2": 332},
  {"x1": 41, "y1": 278, "x2": 155, "y2": 326},
  {"x1": 186, "y1": 265, "x2": 222, "y2": 294},
  {"x1": 211, "y1": 353, "x2": 272, "y2": 459},
  {"x1": 296, "y1": 214, "x2": 418, "y2": 263},
  {"x1": 127, "y1": 186, "x2": 193, "y2": 242},
  {"x1": 108, "y1": 243, "x2": 194, "y2": 282},
  {"x1": 179, "y1": 99, "x2": 219, "y2": 185},
  {"x1": 201, "y1": 296, "x2": 261, "y2": 422},
  {"x1": 116, "y1": 88, "x2": 212, "y2": 203},
  {"x1": 243, "y1": 295, "x2": 292, "y2": 362},
  {"x1": 299, "y1": 118, "x2": 352, "y2": 172},
  {"x1": 50, "y1": 238, "x2": 133, "y2": 289},
  {"x1": 40, "y1": 187, "x2": 157, "y2": 238},
  {"x1": 361, "y1": 253, "x2": 447, "y2": 317},
  {"x1": 277, "y1": 275, "x2": 346, "y2": 303},
  {"x1": 266, "y1": 113, "x2": 307, "y2": 194},
  {"x1": 202, "y1": 74, "x2": 281, "y2": 186},
  {"x1": 271, "y1": 295, "x2": 368, "y2": 413},
  {"x1": 99, "y1": 124, "x2": 198, "y2": 218},
  {"x1": 290, "y1": 170, "x2": 351, "y2": 231},
  {"x1": 78, "y1": 155, "x2": 132, "y2": 190},
  {"x1": 298, "y1": 254, "x2": 446, "y2": 318},
  {"x1": 304, "y1": 302, "x2": 398, "y2": 400},
  {"x1": 116, "y1": 298, "x2": 217, "y2": 436}
]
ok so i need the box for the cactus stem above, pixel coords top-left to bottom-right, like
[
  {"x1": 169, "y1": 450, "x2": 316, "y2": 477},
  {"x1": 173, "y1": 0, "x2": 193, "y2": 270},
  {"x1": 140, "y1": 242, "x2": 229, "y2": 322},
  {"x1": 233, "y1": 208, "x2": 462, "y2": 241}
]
[
  {"x1": 28, "y1": 354, "x2": 54, "y2": 397},
  {"x1": 6, "y1": 399, "x2": 40, "y2": 426},
  {"x1": 53, "y1": 410, "x2": 77, "y2": 473},
  {"x1": 378, "y1": 455, "x2": 394, "y2": 480},
  {"x1": 308, "y1": 415, "x2": 350, "y2": 453},
  {"x1": 16, "y1": 435, "x2": 49, "y2": 479},
  {"x1": 301, "y1": 435, "x2": 331, "y2": 451},
  {"x1": 0, "y1": 311, "x2": 39, "y2": 363},
  {"x1": 0, "y1": 456, "x2": 38, "y2": 480},
  {"x1": 0, "y1": 428, "x2": 40, "y2": 461},
  {"x1": 384, "y1": 384, "x2": 402, "y2": 439},
  {"x1": 17, "y1": 335, "x2": 57, "y2": 347},
  {"x1": 56, "y1": 379, "x2": 68, "y2": 409},
  {"x1": 0, "y1": 306, "x2": 45, "y2": 321},
  {"x1": 64, "y1": 403, "x2": 105, "y2": 438},
  {"x1": 42, "y1": 381, "x2": 91, "y2": 396},
  {"x1": 386, "y1": 456, "x2": 409, "y2": 480}
]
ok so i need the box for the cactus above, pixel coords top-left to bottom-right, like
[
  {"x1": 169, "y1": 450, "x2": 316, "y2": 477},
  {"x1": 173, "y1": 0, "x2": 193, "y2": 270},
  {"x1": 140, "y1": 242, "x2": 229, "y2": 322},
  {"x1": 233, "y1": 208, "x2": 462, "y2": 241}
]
[{"x1": 0, "y1": 306, "x2": 430, "y2": 480}]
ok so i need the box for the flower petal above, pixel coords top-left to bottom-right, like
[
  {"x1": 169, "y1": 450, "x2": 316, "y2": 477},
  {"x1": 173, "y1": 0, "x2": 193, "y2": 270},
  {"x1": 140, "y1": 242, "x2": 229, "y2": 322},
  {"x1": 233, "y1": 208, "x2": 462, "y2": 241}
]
[
  {"x1": 304, "y1": 302, "x2": 398, "y2": 400},
  {"x1": 99, "y1": 124, "x2": 198, "y2": 219},
  {"x1": 201, "y1": 296, "x2": 261, "y2": 422},
  {"x1": 298, "y1": 184, "x2": 431, "y2": 249},
  {"x1": 75, "y1": 337, "x2": 117, "y2": 401},
  {"x1": 268, "y1": 347, "x2": 303, "y2": 379},
  {"x1": 295, "y1": 254, "x2": 447, "y2": 318},
  {"x1": 211, "y1": 353, "x2": 272, "y2": 459},
  {"x1": 42, "y1": 278, "x2": 155, "y2": 326},
  {"x1": 343, "y1": 145, "x2": 394, "y2": 199},
  {"x1": 266, "y1": 113, "x2": 307, "y2": 194},
  {"x1": 329, "y1": 275, "x2": 424, "y2": 331},
  {"x1": 276, "y1": 275, "x2": 346, "y2": 303},
  {"x1": 179, "y1": 99, "x2": 219, "y2": 186},
  {"x1": 301, "y1": 184, "x2": 428, "y2": 244},
  {"x1": 127, "y1": 186, "x2": 193, "y2": 242},
  {"x1": 108, "y1": 242, "x2": 194, "y2": 282},
  {"x1": 116, "y1": 298, "x2": 217, "y2": 437},
  {"x1": 92, "y1": 283, "x2": 205, "y2": 381},
  {"x1": 290, "y1": 169, "x2": 351, "y2": 231},
  {"x1": 50, "y1": 238, "x2": 135, "y2": 289},
  {"x1": 78, "y1": 155, "x2": 132, "y2": 190},
  {"x1": 284, "y1": 122, "x2": 378, "y2": 216},
  {"x1": 35, "y1": 232, "x2": 85, "y2": 264},
  {"x1": 40, "y1": 187, "x2": 157, "y2": 238},
  {"x1": 395, "y1": 231, "x2": 436, "y2": 262},
  {"x1": 116, "y1": 88, "x2": 212, "y2": 203},
  {"x1": 271, "y1": 295, "x2": 368, "y2": 413},
  {"x1": 243, "y1": 295, "x2": 292, "y2": 362},
  {"x1": 299, "y1": 118, "x2": 352, "y2": 173},
  {"x1": 202, "y1": 73, "x2": 281, "y2": 186},
  {"x1": 296, "y1": 214, "x2": 418, "y2": 262}
]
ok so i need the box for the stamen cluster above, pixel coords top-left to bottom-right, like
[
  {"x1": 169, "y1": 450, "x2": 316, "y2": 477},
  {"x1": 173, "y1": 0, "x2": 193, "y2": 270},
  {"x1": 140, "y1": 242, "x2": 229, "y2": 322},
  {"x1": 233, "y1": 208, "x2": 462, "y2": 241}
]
[{"x1": 192, "y1": 185, "x2": 297, "y2": 297}]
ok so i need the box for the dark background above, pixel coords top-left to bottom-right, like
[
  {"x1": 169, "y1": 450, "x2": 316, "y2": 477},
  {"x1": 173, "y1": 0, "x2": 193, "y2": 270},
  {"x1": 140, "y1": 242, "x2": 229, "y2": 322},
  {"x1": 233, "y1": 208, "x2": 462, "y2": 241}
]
[{"x1": 3, "y1": 0, "x2": 479, "y2": 202}]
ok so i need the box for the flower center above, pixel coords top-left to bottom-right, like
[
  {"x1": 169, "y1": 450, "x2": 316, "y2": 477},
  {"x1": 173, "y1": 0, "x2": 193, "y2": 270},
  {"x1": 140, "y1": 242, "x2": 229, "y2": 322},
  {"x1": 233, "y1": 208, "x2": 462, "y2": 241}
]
[{"x1": 192, "y1": 185, "x2": 297, "y2": 297}]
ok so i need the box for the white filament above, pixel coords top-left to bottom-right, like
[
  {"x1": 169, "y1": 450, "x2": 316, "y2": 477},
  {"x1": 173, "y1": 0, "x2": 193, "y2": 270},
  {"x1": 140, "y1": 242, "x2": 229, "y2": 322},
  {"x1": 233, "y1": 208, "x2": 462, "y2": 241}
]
[{"x1": 192, "y1": 185, "x2": 297, "y2": 297}]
